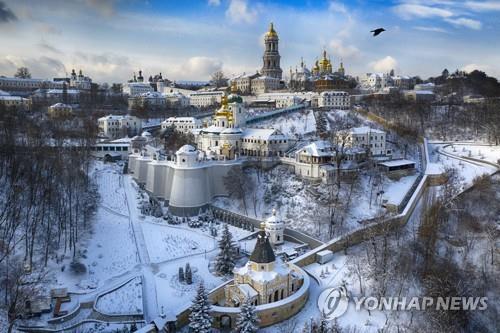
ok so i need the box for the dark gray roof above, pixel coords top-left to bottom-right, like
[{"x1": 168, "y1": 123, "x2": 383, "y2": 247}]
[{"x1": 249, "y1": 230, "x2": 276, "y2": 264}]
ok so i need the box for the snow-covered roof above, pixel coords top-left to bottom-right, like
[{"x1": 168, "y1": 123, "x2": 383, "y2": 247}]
[
  {"x1": 221, "y1": 128, "x2": 243, "y2": 135},
  {"x1": 378, "y1": 159, "x2": 415, "y2": 167},
  {"x1": 299, "y1": 141, "x2": 333, "y2": 157},
  {"x1": 266, "y1": 209, "x2": 282, "y2": 225},
  {"x1": 201, "y1": 125, "x2": 225, "y2": 134},
  {"x1": 109, "y1": 137, "x2": 133, "y2": 143},
  {"x1": 164, "y1": 117, "x2": 197, "y2": 123},
  {"x1": 0, "y1": 89, "x2": 10, "y2": 96},
  {"x1": 0, "y1": 96, "x2": 29, "y2": 101},
  {"x1": 98, "y1": 114, "x2": 138, "y2": 122},
  {"x1": 235, "y1": 258, "x2": 292, "y2": 283},
  {"x1": 242, "y1": 128, "x2": 286, "y2": 140},
  {"x1": 140, "y1": 91, "x2": 163, "y2": 98},
  {"x1": 47, "y1": 89, "x2": 79, "y2": 94},
  {"x1": 317, "y1": 250, "x2": 333, "y2": 256},
  {"x1": 413, "y1": 90, "x2": 434, "y2": 95},
  {"x1": 350, "y1": 126, "x2": 385, "y2": 135},
  {"x1": 320, "y1": 91, "x2": 348, "y2": 96},
  {"x1": 49, "y1": 103, "x2": 71, "y2": 108},
  {"x1": 176, "y1": 144, "x2": 197, "y2": 155},
  {"x1": 238, "y1": 284, "x2": 258, "y2": 298}
]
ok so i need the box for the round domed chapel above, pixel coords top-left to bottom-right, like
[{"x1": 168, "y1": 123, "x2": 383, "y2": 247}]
[{"x1": 265, "y1": 209, "x2": 285, "y2": 246}]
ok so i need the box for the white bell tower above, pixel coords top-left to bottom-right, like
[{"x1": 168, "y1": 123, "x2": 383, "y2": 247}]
[{"x1": 265, "y1": 209, "x2": 284, "y2": 245}]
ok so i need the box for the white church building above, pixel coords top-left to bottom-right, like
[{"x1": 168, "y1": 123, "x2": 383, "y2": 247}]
[{"x1": 128, "y1": 93, "x2": 292, "y2": 216}]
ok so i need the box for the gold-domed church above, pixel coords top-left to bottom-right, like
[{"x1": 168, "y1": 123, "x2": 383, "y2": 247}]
[{"x1": 288, "y1": 49, "x2": 354, "y2": 92}]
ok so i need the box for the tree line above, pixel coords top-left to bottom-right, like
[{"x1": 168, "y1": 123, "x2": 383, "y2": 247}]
[{"x1": 0, "y1": 104, "x2": 98, "y2": 330}]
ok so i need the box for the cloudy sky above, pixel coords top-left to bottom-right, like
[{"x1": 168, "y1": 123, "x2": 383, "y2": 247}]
[{"x1": 0, "y1": 0, "x2": 499, "y2": 83}]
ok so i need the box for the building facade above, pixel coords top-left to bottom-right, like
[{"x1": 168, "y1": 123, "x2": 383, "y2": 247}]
[
  {"x1": 48, "y1": 103, "x2": 72, "y2": 117},
  {"x1": 98, "y1": 115, "x2": 142, "y2": 139},
  {"x1": 161, "y1": 117, "x2": 201, "y2": 133},
  {"x1": 189, "y1": 91, "x2": 224, "y2": 107},
  {"x1": 250, "y1": 76, "x2": 281, "y2": 95},
  {"x1": 317, "y1": 91, "x2": 350, "y2": 110},
  {"x1": 344, "y1": 126, "x2": 388, "y2": 156},
  {"x1": 0, "y1": 77, "x2": 65, "y2": 96}
]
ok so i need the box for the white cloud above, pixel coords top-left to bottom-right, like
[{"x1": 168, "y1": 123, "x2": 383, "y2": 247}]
[
  {"x1": 393, "y1": 4, "x2": 454, "y2": 19},
  {"x1": 0, "y1": 55, "x2": 66, "y2": 78},
  {"x1": 225, "y1": 0, "x2": 257, "y2": 24},
  {"x1": 444, "y1": 17, "x2": 482, "y2": 30},
  {"x1": 329, "y1": 1, "x2": 347, "y2": 14},
  {"x1": 169, "y1": 56, "x2": 223, "y2": 80},
  {"x1": 465, "y1": 1, "x2": 500, "y2": 11},
  {"x1": 370, "y1": 56, "x2": 398, "y2": 73},
  {"x1": 208, "y1": 0, "x2": 221, "y2": 6},
  {"x1": 462, "y1": 63, "x2": 490, "y2": 73},
  {"x1": 329, "y1": 39, "x2": 361, "y2": 59},
  {"x1": 414, "y1": 26, "x2": 449, "y2": 33}
]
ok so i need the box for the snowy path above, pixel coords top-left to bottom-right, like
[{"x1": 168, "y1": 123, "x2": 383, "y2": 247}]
[{"x1": 20, "y1": 164, "x2": 223, "y2": 331}]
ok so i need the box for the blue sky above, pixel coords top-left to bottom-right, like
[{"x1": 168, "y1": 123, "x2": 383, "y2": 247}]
[{"x1": 0, "y1": 0, "x2": 499, "y2": 83}]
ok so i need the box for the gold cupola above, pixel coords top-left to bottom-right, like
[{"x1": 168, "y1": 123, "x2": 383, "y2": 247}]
[
  {"x1": 214, "y1": 95, "x2": 233, "y2": 123},
  {"x1": 312, "y1": 59, "x2": 320, "y2": 75},
  {"x1": 265, "y1": 22, "x2": 278, "y2": 38}
]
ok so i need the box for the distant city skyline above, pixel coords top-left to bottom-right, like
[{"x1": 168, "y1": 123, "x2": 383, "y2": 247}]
[{"x1": 1, "y1": 0, "x2": 499, "y2": 83}]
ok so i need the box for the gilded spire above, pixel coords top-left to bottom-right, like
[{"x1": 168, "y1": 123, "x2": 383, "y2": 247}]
[{"x1": 265, "y1": 22, "x2": 278, "y2": 37}]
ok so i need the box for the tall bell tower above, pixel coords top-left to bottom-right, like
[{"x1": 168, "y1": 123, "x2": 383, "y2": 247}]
[{"x1": 261, "y1": 22, "x2": 283, "y2": 80}]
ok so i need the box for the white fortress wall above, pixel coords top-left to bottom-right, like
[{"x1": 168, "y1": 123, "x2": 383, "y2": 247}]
[{"x1": 136, "y1": 157, "x2": 152, "y2": 184}]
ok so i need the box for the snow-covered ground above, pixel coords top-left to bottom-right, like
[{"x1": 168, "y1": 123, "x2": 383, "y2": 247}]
[
  {"x1": 257, "y1": 109, "x2": 316, "y2": 136},
  {"x1": 95, "y1": 277, "x2": 143, "y2": 315},
  {"x1": 214, "y1": 165, "x2": 418, "y2": 240},
  {"x1": 428, "y1": 142, "x2": 499, "y2": 184},
  {"x1": 47, "y1": 164, "x2": 139, "y2": 292},
  {"x1": 141, "y1": 221, "x2": 216, "y2": 263}
]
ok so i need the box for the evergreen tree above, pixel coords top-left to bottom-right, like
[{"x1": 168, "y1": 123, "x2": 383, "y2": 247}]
[
  {"x1": 214, "y1": 224, "x2": 237, "y2": 275},
  {"x1": 236, "y1": 298, "x2": 259, "y2": 333},
  {"x1": 189, "y1": 283, "x2": 212, "y2": 333},
  {"x1": 179, "y1": 267, "x2": 184, "y2": 282},
  {"x1": 185, "y1": 264, "x2": 193, "y2": 284}
]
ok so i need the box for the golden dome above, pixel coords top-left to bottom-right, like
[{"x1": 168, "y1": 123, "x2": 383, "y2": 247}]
[
  {"x1": 214, "y1": 95, "x2": 233, "y2": 122},
  {"x1": 265, "y1": 22, "x2": 278, "y2": 38},
  {"x1": 312, "y1": 60, "x2": 320, "y2": 72}
]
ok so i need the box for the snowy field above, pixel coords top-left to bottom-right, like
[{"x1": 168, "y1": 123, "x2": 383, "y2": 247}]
[
  {"x1": 95, "y1": 277, "x2": 143, "y2": 315},
  {"x1": 47, "y1": 163, "x2": 139, "y2": 291},
  {"x1": 154, "y1": 252, "x2": 225, "y2": 316},
  {"x1": 141, "y1": 221, "x2": 216, "y2": 263},
  {"x1": 429, "y1": 142, "x2": 499, "y2": 184},
  {"x1": 441, "y1": 143, "x2": 500, "y2": 165},
  {"x1": 257, "y1": 109, "x2": 316, "y2": 136}
]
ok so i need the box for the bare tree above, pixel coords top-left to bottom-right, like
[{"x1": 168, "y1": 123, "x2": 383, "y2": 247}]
[
  {"x1": 223, "y1": 166, "x2": 254, "y2": 215},
  {"x1": 210, "y1": 70, "x2": 228, "y2": 88},
  {"x1": 14, "y1": 67, "x2": 31, "y2": 79}
]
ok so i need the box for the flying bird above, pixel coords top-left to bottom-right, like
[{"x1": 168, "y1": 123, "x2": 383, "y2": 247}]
[{"x1": 371, "y1": 28, "x2": 386, "y2": 37}]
